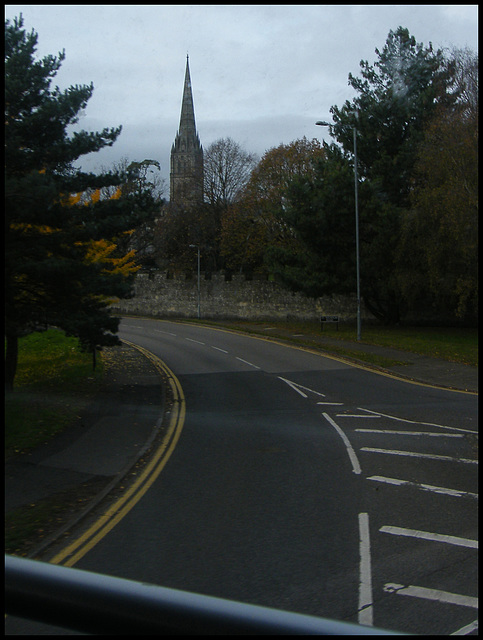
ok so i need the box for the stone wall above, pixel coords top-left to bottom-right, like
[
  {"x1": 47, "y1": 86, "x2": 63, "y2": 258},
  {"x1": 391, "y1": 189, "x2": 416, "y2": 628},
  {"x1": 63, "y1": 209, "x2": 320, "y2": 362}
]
[{"x1": 111, "y1": 271, "x2": 374, "y2": 322}]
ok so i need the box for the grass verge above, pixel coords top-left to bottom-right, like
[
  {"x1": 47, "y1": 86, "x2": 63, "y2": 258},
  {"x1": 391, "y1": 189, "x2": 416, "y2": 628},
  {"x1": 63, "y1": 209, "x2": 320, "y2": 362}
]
[
  {"x1": 189, "y1": 319, "x2": 478, "y2": 367},
  {"x1": 5, "y1": 329, "x2": 106, "y2": 556},
  {"x1": 5, "y1": 328, "x2": 103, "y2": 459}
]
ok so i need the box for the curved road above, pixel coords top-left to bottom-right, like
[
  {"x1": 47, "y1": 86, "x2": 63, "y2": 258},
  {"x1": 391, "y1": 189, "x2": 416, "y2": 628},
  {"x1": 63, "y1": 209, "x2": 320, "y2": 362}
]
[{"x1": 11, "y1": 318, "x2": 479, "y2": 634}]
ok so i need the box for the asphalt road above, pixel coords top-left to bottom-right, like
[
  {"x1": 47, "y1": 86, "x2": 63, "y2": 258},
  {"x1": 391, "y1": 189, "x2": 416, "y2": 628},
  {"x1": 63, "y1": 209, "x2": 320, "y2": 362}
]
[{"x1": 8, "y1": 318, "x2": 478, "y2": 634}]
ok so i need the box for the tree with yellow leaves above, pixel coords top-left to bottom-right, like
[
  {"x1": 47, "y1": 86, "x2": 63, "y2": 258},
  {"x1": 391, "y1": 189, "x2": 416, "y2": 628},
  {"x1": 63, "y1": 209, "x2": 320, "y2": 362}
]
[{"x1": 5, "y1": 16, "x2": 157, "y2": 388}]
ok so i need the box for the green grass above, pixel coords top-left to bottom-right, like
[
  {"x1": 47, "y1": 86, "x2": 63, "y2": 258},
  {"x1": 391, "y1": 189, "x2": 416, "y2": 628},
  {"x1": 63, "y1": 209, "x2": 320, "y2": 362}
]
[
  {"x1": 285, "y1": 321, "x2": 478, "y2": 365},
  {"x1": 5, "y1": 329, "x2": 107, "y2": 555},
  {"x1": 188, "y1": 318, "x2": 478, "y2": 367},
  {"x1": 5, "y1": 329, "x2": 103, "y2": 459},
  {"x1": 11, "y1": 329, "x2": 101, "y2": 391}
]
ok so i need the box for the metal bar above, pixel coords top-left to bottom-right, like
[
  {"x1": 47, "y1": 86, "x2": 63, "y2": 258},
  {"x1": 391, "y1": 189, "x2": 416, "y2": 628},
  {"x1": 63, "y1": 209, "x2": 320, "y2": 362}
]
[
  {"x1": 5, "y1": 555, "x2": 402, "y2": 635},
  {"x1": 353, "y1": 125, "x2": 361, "y2": 342}
]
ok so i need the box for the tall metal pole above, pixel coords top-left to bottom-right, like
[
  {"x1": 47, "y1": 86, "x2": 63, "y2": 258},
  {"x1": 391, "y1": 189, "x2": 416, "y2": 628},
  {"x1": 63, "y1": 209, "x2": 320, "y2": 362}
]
[
  {"x1": 196, "y1": 246, "x2": 201, "y2": 319},
  {"x1": 353, "y1": 126, "x2": 361, "y2": 342},
  {"x1": 316, "y1": 120, "x2": 361, "y2": 341},
  {"x1": 189, "y1": 244, "x2": 201, "y2": 319}
]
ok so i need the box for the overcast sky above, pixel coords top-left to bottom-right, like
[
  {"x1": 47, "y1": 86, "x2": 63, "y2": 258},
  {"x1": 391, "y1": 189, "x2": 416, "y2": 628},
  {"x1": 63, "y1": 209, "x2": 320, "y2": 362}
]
[{"x1": 5, "y1": 4, "x2": 478, "y2": 193}]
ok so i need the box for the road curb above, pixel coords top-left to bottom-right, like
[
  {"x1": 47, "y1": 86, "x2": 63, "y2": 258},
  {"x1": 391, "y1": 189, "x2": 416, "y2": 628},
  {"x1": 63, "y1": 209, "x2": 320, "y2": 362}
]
[{"x1": 25, "y1": 341, "x2": 173, "y2": 561}]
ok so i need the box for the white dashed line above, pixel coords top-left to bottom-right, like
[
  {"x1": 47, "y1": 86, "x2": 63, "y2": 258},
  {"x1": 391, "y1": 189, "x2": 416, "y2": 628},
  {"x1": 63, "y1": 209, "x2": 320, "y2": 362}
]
[
  {"x1": 211, "y1": 346, "x2": 229, "y2": 353},
  {"x1": 383, "y1": 583, "x2": 478, "y2": 609},
  {"x1": 185, "y1": 338, "x2": 205, "y2": 345},
  {"x1": 358, "y1": 408, "x2": 478, "y2": 434},
  {"x1": 379, "y1": 525, "x2": 478, "y2": 549},
  {"x1": 317, "y1": 402, "x2": 344, "y2": 406},
  {"x1": 367, "y1": 475, "x2": 478, "y2": 499},
  {"x1": 361, "y1": 447, "x2": 477, "y2": 465},
  {"x1": 236, "y1": 357, "x2": 260, "y2": 369},
  {"x1": 356, "y1": 429, "x2": 463, "y2": 437},
  {"x1": 358, "y1": 512, "x2": 373, "y2": 626},
  {"x1": 451, "y1": 620, "x2": 478, "y2": 635},
  {"x1": 337, "y1": 414, "x2": 381, "y2": 418}
]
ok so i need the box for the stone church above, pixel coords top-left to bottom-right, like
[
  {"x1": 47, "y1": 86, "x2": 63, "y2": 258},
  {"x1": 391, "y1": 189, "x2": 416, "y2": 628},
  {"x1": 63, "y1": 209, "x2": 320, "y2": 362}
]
[{"x1": 170, "y1": 56, "x2": 204, "y2": 205}]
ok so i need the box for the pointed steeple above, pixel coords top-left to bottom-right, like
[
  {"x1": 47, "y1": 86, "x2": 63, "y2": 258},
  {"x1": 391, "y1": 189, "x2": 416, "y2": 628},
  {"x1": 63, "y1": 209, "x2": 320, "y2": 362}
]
[
  {"x1": 179, "y1": 55, "x2": 196, "y2": 135},
  {"x1": 170, "y1": 56, "x2": 204, "y2": 204}
]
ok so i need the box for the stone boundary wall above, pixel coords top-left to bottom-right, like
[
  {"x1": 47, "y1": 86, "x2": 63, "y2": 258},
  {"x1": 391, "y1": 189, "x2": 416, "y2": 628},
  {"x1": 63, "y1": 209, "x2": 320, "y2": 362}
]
[{"x1": 111, "y1": 271, "x2": 374, "y2": 322}]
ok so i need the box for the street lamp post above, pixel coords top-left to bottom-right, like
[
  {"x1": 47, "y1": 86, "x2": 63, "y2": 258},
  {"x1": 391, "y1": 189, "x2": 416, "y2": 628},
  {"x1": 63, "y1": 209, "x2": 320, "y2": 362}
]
[
  {"x1": 189, "y1": 244, "x2": 201, "y2": 319},
  {"x1": 316, "y1": 120, "x2": 361, "y2": 341}
]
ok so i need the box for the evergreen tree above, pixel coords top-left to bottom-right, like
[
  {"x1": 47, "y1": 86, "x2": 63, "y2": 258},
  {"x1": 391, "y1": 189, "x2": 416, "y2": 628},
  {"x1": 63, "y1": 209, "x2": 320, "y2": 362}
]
[
  {"x1": 266, "y1": 145, "x2": 403, "y2": 324},
  {"x1": 266, "y1": 28, "x2": 460, "y2": 324},
  {"x1": 330, "y1": 26, "x2": 458, "y2": 208},
  {"x1": 5, "y1": 16, "x2": 154, "y2": 389}
]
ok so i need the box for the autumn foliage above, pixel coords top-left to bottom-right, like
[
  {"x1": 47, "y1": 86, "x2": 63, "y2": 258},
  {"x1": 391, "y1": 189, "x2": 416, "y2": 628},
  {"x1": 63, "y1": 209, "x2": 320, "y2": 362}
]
[{"x1": 5, "y1": 16, "x2": 156, "y2": 388}]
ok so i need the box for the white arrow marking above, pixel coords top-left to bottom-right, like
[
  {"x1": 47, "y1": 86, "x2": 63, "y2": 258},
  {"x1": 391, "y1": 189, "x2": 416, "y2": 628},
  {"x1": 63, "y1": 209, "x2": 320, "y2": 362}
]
[
  {"x1": 278, "y1": 377, "x2": 326, "y2": 399},
  {"x1": 322, "y1": 413, "x2": 361, "y2": 474}
]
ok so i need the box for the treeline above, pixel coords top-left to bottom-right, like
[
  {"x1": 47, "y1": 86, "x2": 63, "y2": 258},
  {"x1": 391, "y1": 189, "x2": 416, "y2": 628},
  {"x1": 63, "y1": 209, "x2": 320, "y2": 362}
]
[
  {"x1": 151, "y1": 28, "x2": 477, "y2": 326},
  {"x1": 5, "y1": 19, "x2": 477, "y2": 387}
]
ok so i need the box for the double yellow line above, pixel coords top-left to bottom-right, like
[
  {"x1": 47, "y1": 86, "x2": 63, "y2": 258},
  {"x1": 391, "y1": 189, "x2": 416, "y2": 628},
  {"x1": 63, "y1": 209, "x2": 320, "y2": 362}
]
[{"x1": 49, "y1": 341, "x2": 186, "y2": 568}]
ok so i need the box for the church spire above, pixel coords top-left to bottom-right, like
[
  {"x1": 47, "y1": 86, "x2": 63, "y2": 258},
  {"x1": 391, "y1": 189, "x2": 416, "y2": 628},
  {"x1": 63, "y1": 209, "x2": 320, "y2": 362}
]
[
  {"x1": 170, "y1": 56, "x2": 204, "y2": 204},
  {"x1": 179, "y1": 55, "x2": 196, "y2": 136}
]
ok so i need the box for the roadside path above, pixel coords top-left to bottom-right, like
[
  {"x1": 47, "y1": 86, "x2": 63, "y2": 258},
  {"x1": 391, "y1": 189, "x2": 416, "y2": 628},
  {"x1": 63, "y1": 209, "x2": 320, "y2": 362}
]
[{"x1": 5, "y1": 342, "x2": 167, "y2": 558}]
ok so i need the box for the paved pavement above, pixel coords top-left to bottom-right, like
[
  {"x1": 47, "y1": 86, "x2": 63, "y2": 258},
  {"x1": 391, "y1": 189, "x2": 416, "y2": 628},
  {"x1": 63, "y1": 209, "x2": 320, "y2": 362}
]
[
  {"x1": 5, "y1": 330, "x2": 478, "y2": 559},
  {"x1": 5, "y1": 342, "x2": 165, "y2": 558}
]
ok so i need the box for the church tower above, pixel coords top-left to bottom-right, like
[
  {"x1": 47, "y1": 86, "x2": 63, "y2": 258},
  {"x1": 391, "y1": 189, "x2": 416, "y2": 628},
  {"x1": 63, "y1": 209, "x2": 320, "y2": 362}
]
[{"x1": 170, "y1": 56, "x2": 204, "y2": 205}]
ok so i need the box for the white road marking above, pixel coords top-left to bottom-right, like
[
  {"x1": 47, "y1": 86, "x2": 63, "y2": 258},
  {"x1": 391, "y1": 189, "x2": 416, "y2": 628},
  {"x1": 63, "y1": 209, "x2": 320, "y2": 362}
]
[
  {"x1": 279, "y1": 376, "x2": 307, "y2": 398},
  {"x1": 211, "y1": 346, "x2": 228, "y2": 354},
  {"x1": 383, "y1": 583, "x2": 478, "y2": 609},
  {"x1": 379, "y1": 526, "x2": 478, "y2": 549},
  {"x1": 367, "y1": 475, "x2": 478, "y2": 499},
  {"x1": 185, "y1": 338, "x2": 205, "y2": 345},
  {"x1": 358, "y1": 512, "x2": 373, "y2": 626},
  {"x1": 322, "y1": 413, "x2": 361, "y2": 474},
  {"x1": 358, "y1": 408, "x2": 478, "y2": 434},
  {"x1": 337, "y1": 414, "x2": 381, "y2": 418},
  {"x1": 236, "y1": 357, "x2": 260, "y2": 369},
  {"x1": 317, "y1": 402, "x2": 344, "y2": 406},
  {"x1": 154, "y1": 329, "x2": 177, "y2": 336},
  {"x1": 451, "y1": 620, "x2": 478, "y2": 635},
  {"x1": 278, "y1": 377, "x2": 326, "y2": 398},
  {"x1": 361, "y1": 447, "x2": 477, "y2": 465},
  {"x1": 356, "y1": 429, "x2": 463, "y2": 437}
]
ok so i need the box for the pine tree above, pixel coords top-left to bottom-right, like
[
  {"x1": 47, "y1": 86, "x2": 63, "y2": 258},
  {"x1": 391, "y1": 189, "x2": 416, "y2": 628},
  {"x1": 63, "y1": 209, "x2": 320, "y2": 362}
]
[
  {"x1": 330, "y1": 26, "x2": 458, "y2": 208},
  {"x1": 5, "y1": 16, "x2": 154, "y2": 389}
]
